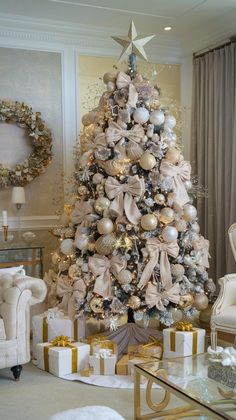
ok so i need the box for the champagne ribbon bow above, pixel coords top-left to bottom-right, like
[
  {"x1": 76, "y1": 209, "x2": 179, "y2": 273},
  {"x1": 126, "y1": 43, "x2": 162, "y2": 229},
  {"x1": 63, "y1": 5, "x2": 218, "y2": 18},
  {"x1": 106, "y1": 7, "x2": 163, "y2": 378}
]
[
  {"x1": 116, "y1": 71, "x2": 138, "y2": 108},
  {"x1": 106, "y1": 121, "x2": 144, "y2": 145},
  {"x1": 138, "y1": 238, "x2": 179, "y2": 289},
  {"x1": 145, "y1": 281, "x2": 180, "y2": 311},
  {"x1": 192, "y1": 236, "x2": 210, "y2": 268},
  {"x1": 71, "y1": 200, "x2": 99, "y2": 227},
  {"x1": 79, "y1": 133, "x2": 107, "y2": 166},
  {"x1": 160, "y1": 159, "x2": 191, "y2": 206},
  {"x1": 57, "y1": 277, "x2": 86, "y2": 319},
  {"x1": 105, "y1": 175, "x2": 145, "y2": 225},
  {"x1": 88, "y1": 254, "x2": 127, "y2": 298}
]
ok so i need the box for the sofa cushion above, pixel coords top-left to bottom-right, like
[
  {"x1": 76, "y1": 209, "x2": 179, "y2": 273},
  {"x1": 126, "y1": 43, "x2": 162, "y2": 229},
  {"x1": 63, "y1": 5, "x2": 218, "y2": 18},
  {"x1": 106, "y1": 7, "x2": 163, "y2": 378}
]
[
  {"x1": 0, "y1": 318, "x2": 6, "y2": 340},
  {"x1": 213, "y1": 305, "x2": 236, "y2": 328},
  {"x1": 0, "y1": 265, "x2": 25, "y2": 275}
]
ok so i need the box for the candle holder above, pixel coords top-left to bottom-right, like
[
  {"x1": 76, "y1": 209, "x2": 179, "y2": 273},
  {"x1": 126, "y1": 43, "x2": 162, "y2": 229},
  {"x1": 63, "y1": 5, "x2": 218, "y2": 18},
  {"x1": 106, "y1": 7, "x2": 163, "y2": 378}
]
[{"x1": 2, "y1": 225, "x2": 8, "y2": 242}]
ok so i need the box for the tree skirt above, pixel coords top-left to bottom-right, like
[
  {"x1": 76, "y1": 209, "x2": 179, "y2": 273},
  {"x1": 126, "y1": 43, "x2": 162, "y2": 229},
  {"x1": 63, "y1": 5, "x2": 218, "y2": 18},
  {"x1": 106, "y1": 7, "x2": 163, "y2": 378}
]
[{"x1": 60, "y1": 373, "x2": 160, "y2": 389}]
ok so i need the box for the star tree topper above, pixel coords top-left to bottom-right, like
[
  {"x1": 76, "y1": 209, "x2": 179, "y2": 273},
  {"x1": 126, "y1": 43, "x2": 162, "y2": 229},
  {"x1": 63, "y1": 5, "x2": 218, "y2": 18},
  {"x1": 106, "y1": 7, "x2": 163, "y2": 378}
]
[{"x1": 112, "y1": 21, "x2": 155, "y2": 62}]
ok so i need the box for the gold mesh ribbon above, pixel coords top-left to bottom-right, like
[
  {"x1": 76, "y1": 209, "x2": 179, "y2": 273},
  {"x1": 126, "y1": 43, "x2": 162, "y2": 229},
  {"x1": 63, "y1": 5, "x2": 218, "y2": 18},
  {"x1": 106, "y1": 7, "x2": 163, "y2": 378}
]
[
  {"x1": 170, "y1": 329, "x2": 198, "y2": 355},
  {"x1": 43, "y1": 336, "x2": 77, "y2": 374}
]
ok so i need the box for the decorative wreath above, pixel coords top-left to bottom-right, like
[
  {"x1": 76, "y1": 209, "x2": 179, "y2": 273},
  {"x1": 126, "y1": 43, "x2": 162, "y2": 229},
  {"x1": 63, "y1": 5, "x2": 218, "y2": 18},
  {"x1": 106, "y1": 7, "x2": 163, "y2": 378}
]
[{"x1": 0, "y1": 100, "x2": 52, "y2": 188}]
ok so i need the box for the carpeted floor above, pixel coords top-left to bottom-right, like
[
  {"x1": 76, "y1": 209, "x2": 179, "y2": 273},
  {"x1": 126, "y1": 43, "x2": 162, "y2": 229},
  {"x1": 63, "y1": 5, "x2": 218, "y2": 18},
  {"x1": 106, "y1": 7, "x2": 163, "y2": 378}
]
[{"x1": 0, "y1": 362, "x2": 181, "y2": 420}]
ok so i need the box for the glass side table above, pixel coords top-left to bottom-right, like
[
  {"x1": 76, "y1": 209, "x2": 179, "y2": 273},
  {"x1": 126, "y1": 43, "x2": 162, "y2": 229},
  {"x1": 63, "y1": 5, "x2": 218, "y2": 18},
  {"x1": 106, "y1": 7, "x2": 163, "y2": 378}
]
[{"x1": 0, "y1": 244, "x2": 44, "y2": 277}]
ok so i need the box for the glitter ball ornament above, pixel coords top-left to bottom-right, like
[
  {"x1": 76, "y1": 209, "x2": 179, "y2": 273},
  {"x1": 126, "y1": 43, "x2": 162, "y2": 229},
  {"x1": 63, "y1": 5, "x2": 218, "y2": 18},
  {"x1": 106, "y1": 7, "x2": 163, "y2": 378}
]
[
  {"x1": 179, "y1": 294, "x2": 194, "y2": 310},
  {"x1": 154, "y1": 194, "x2": 165, "y2": 205},
  {"x1": 117, "y1": 269, "x2": 132, "y2": 285},
  {"x1": 74, "y1": 234, "x2": 89, "y2": 250},
  {"x1": 175, "y1": 219, "x2": 187, "y2": 232},
  {"x1": 97, "y1": 218, "x2": 114, "y2": 235},
  {"x1": 171, "y1": 264, "x2": 185, "y2": 278},
  {"x1": 162, "y1": 226, "x2": 178, "y2": 242},
  {"x1": 51, "y1": 252, "x2": 60, "y2": 265},
  {"x1": 133, "y1": 107, "x2": 149, "y2": 124},
  {"x1": 149, "y1": 110, "x2": 165, "y2": 126},
  {"x1": 127, "y1": 142, "x2": 143, "y2": 161},
  {"x1": 141, "y1": 214, "x2": 158, "y2": 231},
  {"x1": 60, "y1": 239, "x2": 74, "y2": 255},
  {"x1": 95, "y1": 233, "x2": 116, "y2": 255},
  {"x1": 94, "y1": 197, "x2": 110, "y2": 215},
  {"x1": 165, "y1": 148, "x2": 180, "y2": 164},
  {"x1": 160, "y1": 207, "x2": 175, "y2": 224},
  {"x1": 92, "y1": 173, "x2": 104, "y2": 184},
  {"x1": 164, "y1": 115, "x2": 176, "y2": 129},
  {"x1": 128, "y1": 295, "x2": 141, "y2": 310},
  {"x1": 139, "y1": 152, "x2": 156, "y2": 170},
  {"x1": 90, "y1": 296, "x2": 104, "y2": 313},
  {"x1": 183, "y1": 204, "x2": 197, "y2": 221},
  {"x1": 193, "y1": 293, "x2": 209, "y2": 310}
]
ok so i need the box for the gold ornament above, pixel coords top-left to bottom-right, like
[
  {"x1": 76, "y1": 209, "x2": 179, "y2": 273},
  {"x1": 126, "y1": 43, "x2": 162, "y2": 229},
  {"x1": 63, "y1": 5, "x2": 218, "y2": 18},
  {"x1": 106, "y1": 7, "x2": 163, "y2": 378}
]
[
  {"x1": 117, "y1": 269, "x2": 132, "y2": 285},
  {"x1": 127, "y1": 142, "x2": 143, "y2": 161},
  {"x1": 141, "y1": 214, "x2": 158, "y2": 231},
  {"x1": 139, "y1": 152, "x2": 156, "y2": 171},
  {"x1": 105, "y1": 159, "x2": 122, "y2": 176},
  {"x1": 128, "y1": 295, "x2": 141, "y2": 310},
  {"x1": 90, "y1": 297, "x2": 104, "y2": 314},
  {"x1": 94, "y1": 197, "x2": 110, "y2": 215},
  {"x1": 97, "y1": 218, "x2": 114, "y2": 235},
  {"x1": 78, "y1": 185, "x2": 88, "y2": 196},
  {"x1": 159, "y1": 207, "x2": 175, "y2": 224},
  {"x1": 115, "y1": 234, "x2": 133, "y2": 251},
  {"x1": 193, "y1": 294, "x2": 209, "y2": 311},
  {"x1": 165, "y1": 148, "x2": 181, "y2": 164},
  {"x1": 87, "y1": 242, "x2": 96, "y2": 252},
  {"x1": 179, "y1": 294, "x2": 194, "y2": 310},
  {"x1": 95, "y1": 233, "x2": 116, "y2": 255},
  {"x1": 154, "y1": 194, "x2": 165, "y2": 205}
]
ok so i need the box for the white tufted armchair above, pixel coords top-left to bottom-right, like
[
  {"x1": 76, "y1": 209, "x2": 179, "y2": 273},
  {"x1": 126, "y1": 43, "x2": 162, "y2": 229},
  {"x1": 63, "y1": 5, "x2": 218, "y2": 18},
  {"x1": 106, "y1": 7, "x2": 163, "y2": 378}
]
[
  {"x1": 210, "y1": 274, "x2": 236, "y2": 350},
  {"x1": 0, "y1": 272, "x2": 47, "y2": 380},
  {"x1": 228, "y1": 223, "x2": 236, "y2": 262}
]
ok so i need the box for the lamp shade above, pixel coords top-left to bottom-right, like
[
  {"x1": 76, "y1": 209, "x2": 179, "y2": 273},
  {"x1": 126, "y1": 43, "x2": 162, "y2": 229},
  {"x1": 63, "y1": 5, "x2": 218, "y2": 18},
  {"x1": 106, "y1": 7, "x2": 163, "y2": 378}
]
[{"x1": 11, "y1": 187, "x2": 26, "y2": 204}]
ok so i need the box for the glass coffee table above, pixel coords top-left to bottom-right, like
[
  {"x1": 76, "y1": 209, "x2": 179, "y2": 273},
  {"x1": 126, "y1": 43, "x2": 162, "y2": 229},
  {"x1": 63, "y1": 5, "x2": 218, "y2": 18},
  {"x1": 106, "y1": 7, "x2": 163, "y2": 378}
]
[{"x1": 134, "y1": 353, "x2": 236, "y2": 419}]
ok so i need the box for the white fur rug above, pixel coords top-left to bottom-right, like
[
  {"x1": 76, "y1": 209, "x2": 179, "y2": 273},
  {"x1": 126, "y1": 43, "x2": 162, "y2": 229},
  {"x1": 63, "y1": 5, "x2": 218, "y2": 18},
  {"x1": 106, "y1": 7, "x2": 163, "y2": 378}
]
[{"x1": 50, "y1": 406, "x2": 125, "y2": 420}]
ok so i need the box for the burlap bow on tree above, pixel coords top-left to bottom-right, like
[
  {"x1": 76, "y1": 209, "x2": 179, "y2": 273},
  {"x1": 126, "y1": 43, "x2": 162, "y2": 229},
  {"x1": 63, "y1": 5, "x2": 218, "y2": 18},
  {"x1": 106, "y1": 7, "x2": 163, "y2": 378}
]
[
  {"x1": 57, "y1": 277, "x2": 86, "y2": 319},
  {"x1": 160, "y1": 159, "x2": 191, "y2": 206},
  {"x1": 138, "y1": 238, "x2": 179, "y2": 289},
  {"x1": 145, "y1": 281, "x2": 180, "y2": 311},
  {"x1": 116, "y1": 71, "x2": 138, "y2": 108},
  {"x1": 106, "y1": 121, "x2": 144, "y2": 146},
  {"x1": 105, "y1": 175, "x2": 145, "y2": 225},
  {"x1": 88, "y1": 254, "x2": 127, "y2": 298},
  {"x1": 71, "y1": 200, "x2": 99, "y2": 227}
]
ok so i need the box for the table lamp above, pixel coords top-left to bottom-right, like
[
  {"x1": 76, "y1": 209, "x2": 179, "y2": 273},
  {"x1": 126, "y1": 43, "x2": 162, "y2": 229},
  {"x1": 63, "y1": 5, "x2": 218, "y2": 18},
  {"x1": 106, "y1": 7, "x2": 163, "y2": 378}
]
[{"x1": 11, "y1": 187, "x2": 26, "y2": 242}]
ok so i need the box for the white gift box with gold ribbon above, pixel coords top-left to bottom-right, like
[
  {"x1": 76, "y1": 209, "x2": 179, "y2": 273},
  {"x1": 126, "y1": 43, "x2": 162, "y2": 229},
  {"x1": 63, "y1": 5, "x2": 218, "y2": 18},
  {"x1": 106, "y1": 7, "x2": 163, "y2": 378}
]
[
  {"x1": 163, "y1": 327, "x2": 205, "y2": 358},
  {"x1": 89, "y1": 349, "x2": 117, "y2": 375},
  {"x1": 32, "y1": 310, "x2": 85, "y2": 358},
  {"x1": 36, "y1": 340, "x2": 90, "y2": 377}
]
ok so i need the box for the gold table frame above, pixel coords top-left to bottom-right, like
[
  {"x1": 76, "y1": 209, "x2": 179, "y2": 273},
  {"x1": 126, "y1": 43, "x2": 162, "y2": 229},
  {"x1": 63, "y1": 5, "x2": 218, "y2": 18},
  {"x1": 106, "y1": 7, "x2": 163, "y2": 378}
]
[{"x1": 134, "y1": 363, "x2": 232, "y2": 420}]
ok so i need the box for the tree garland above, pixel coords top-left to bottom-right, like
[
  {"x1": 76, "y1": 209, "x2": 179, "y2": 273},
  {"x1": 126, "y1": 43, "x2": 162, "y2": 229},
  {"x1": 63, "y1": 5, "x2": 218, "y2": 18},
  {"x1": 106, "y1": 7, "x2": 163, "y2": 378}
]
[{"x1": 0, "y1": 100, "x2": 52, "y2": 188}]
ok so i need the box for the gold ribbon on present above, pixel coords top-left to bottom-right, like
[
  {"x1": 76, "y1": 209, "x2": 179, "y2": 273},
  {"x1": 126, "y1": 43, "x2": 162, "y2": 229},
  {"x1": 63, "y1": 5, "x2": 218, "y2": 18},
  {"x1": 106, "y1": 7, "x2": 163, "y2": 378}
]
[
  {"x1": 89, "y1": 337, "x2": 117, "y2": 355},
  {"x1": 42, "y1": 318, "x2": 48, "y2": 342},
  {"x1": 170, "y1": 329, "x2": 198, "y2": 355},
  {"x1": 43, "y1": 335, "x2": 77, "y2": 374}
]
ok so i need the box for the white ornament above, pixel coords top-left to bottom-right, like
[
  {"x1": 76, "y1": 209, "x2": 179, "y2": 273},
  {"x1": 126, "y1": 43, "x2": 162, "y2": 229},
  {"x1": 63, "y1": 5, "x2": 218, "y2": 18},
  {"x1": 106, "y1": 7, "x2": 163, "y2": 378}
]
[
  {"x1": 191, "y1": 222, "x2": 200, "y2": 233},
  {"x1": 97, "y1": 218, "x2": 114, "y2": 235},
  {"x1": 141, "y1": 214, "x2": 158, "y2": 231},
  {"x1": 164, "y1": 115, "x2": 176, "y2": 129},
  {"x1": 162, "y1": 226, "x2": 178, "y2": 242},
  {"x1": 74, "y1": 235, "x2": 89, "y2": 251},
  {"x1": 139, "y1": 152, "x2": 156, "y2": 170},
  {"x1": 92, "y1": 173, "x2": 104, "y2": 184},
  {"x1": 149, "y1": 110, "x2": 165, "y2": 126},
  {"x1": 117, "y1": 269, "x2": 132, "y2": 285},
  {"x1": 60, "y1": 239, "x2": 74, "y2": 255},
  {"x1": 133, "y1": 108, "x2": 149, "y2": 124},
  {"x1": 183, "y1": 204, "x2": 197, "y2": 221},
  {"x1": 154, "y1": 194, "x2": 165, "y2": 205},
  {"x1": 184, "y1": 180, "x2": 192, "y2": 191}
]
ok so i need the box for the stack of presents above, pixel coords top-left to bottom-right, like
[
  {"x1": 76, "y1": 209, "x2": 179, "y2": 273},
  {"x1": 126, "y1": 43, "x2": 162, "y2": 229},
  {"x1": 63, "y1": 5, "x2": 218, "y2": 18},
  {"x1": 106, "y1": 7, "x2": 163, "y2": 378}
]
[{"x1": 32, "y1": 309, "x2": 206, "y2": 379}]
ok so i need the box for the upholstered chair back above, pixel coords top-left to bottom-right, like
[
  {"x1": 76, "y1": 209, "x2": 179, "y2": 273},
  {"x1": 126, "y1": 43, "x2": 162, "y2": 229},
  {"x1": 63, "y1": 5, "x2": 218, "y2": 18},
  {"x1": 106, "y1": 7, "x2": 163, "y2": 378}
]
[{"x1": 228, "y1": 223, "x2": 236, "y2": 262}]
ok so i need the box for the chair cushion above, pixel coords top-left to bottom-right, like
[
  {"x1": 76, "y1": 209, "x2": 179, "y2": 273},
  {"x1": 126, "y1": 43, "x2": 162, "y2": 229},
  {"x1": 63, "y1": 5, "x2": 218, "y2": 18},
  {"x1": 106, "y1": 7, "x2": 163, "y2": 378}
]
[
  {"x1": 213, "y1": 305, "x2": 236, "y2": 328},
  {"x1": 0, "y1": 318, "x2": 6, "y2": 340},
  {"x1": 49, "y1": 406, "x2": 125, "y2": 420},
  {"x1": 0, "y1": 265, "x2": 25, "y2": 275}
]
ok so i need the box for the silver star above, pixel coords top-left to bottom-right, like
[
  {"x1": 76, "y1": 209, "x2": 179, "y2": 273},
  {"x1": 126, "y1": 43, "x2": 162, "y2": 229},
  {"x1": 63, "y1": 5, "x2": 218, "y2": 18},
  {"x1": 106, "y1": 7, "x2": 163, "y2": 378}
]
[{"x1": 112, "y1": 21, "x2": 155, "y2": 62}]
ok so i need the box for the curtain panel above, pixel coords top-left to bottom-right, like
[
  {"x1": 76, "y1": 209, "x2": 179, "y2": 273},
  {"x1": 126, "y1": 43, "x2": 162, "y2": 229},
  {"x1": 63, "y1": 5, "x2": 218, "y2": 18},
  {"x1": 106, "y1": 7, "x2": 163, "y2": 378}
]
[{"x1": 191, "y1": 43, "x2": 236, "y2": 282}]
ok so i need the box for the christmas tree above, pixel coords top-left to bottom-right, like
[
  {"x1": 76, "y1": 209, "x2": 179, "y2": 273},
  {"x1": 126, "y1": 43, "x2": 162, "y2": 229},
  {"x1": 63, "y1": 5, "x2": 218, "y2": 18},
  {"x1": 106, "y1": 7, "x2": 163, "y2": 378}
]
[{"x1": 45, "y1": 22, "x2": 212, "y2": 330}]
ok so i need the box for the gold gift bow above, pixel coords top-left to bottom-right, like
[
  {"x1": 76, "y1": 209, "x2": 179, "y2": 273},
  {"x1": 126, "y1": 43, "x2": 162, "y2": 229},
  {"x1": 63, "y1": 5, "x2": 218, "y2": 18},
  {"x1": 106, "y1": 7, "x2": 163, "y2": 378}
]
[
  {"x1": 160, "y1": 159, "x2": 191, "y2": 206},
  {"x1": 43, "y1": 335, "x2": 77, "y2": 373},
  {"x1": 42, "y1": 317, "x2": 79, "y2": 343},
  {"x1": 88, "y1": 254, "x2": 127, "y2": 299},
  {"x1": 170, "y1": 329, "x2": 198, "y2": 354},
  {"x1": 175, "y1": 321, "x2": 193, "y2": 331},
  {"x1": 105, "y1": 175, "x2": 145, "y2": 225}
]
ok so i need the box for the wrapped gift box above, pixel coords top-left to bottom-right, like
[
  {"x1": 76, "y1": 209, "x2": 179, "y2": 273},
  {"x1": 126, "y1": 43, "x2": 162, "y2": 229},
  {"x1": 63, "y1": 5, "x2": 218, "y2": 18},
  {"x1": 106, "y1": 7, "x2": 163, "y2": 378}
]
[
  {"x1": 89, "y1": 352, "x2": 117, "y2": 375},
  {"x1": 32, "y1": 312, "x2": 85, "y2": 358},
  {"x1": 116, "y1": 354, "x2": 130, "y2": 375},
  {"x1": 36, "y1": 341, "x2": 90, "y2": 377},
  {"x1": 163, "y1": 327, "x2": 205, "y2": 358},
  {"x1": 89, "y1": 338, "x2": 117, "y2": 356},
  {"x1": 128, "y1": 357, "x2": 156, "y2": 383},
  {"x1": 208, "y1": 363, "x2": 236, "y2": 389}
]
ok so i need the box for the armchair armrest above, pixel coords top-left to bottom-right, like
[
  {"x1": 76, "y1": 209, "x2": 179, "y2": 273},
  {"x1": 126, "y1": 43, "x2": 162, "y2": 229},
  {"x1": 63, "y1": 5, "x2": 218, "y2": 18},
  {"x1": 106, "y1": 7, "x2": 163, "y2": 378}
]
[
  {"x1": 212, "y1": 274, "x2": 236, "y2": 315},
  {"x1": 12, "y1": 275, "x2": 47, "y2": 306}
]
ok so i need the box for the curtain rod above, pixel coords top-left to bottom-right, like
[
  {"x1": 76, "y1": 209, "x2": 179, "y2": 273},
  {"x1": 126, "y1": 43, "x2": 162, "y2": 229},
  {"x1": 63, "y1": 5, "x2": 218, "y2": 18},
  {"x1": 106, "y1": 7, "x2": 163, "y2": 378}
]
[{"x1": 193, "y1": 36, "x2": 236, "y2": 58}]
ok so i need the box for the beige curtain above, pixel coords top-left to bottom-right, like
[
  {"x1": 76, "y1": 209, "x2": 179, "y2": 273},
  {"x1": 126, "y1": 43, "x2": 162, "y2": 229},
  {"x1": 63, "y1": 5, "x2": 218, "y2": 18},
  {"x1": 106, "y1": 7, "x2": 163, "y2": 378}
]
[{"x1": 191, "y1": 42, "x2": 236, "y2": 282}]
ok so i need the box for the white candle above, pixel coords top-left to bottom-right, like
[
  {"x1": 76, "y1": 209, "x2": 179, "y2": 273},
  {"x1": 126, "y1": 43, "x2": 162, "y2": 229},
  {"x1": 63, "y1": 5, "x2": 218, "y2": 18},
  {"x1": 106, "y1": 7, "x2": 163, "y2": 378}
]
[{"x1": 2, "y1": 210, "x2": 8, "y2": 226}]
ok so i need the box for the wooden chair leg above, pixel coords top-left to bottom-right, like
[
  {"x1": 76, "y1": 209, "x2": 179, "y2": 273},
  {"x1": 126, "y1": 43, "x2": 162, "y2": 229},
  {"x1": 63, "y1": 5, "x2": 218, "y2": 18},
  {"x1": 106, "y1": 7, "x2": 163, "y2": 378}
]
[{"x1": 11, "y1": 365, "x2": 22, "y2": 381}]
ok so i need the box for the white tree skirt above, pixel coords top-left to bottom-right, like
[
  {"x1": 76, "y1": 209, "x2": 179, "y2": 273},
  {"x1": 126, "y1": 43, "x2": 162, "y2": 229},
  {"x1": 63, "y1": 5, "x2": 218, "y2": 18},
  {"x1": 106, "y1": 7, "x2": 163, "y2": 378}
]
[{"x1": 60, "y1": 373, "x2": 160, "y2": 389}]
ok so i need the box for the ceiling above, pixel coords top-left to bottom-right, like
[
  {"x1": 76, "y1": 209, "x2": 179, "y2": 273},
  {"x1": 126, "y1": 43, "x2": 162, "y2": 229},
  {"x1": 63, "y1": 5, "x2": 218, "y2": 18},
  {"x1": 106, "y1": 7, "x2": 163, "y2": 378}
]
[{"x1": 0, "y1": 0, "x2": 235, "y2": 55}]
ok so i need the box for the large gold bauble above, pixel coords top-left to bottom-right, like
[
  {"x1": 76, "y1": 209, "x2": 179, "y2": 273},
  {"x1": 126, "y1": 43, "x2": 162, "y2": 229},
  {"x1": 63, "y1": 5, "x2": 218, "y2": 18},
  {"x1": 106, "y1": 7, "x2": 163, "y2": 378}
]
[
  {"x1": 127, "y1": 142, "x2": 143, "y2": 161},
  {"x1": 94, "y1": 197, "x2": 110, "y2": 215},
  {"x1": 193, "y1": 293, "x2": 209, "y2": 311},
  {"x1": 95, "y1": 233, "x2": 116, "y2": 255},
  {"x1": 90, "y1": 297, "x2": 104, "y2": 314},
  {"x1": 139, "y1": 152, "x2": 156, "y2": 171},
  {"x1": 141, "y1": 214, "x2": 158, "y2": 231},
  {"x1": 179, "y1": 294, "x2": 194, "y2": 310},
  {"x1": 159, "y1": 207, "x2": 175, "y2": 224},
  {"x1": 165, "y1": 147, "x2": 181, "y2": 164},
  {"x1": 105, "y1": 159, "x2": 122, "y2": 176},
  {"x1": 128, "y1": 295, "x2": 141, "y2": 310},
  {"x1": 154, "y1": 194, "x2": 165, "y2": 205},
  {"x1": 117, "y1": 269, "x2": 132, "y2": 285},
  {"x1": 97, "y1": 218, "x2": 114, "y2": 235}
]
